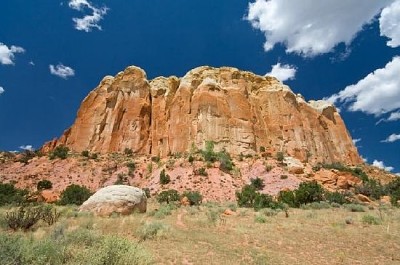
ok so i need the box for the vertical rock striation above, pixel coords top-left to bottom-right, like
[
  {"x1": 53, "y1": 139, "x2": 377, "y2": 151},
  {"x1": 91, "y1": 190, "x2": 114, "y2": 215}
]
[{"x1": 43, "y1": 65, "x2": 362, "y2": 165}]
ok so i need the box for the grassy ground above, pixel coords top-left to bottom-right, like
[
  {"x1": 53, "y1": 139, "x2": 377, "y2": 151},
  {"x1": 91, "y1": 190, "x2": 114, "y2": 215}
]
[{"x1": 1, "y1": 201, "x2": 400, "y2": 265}]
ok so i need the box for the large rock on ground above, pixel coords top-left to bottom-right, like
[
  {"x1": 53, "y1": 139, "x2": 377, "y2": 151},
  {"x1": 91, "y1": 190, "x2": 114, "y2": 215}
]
[{"x1": 79, "y1": 185, "x2": 147, "y2": 216}]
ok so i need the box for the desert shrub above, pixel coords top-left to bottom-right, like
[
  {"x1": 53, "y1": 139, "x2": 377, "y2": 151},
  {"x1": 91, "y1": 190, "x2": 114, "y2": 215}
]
[
  {"x1": 40, "y1": 205, "x2": 61, "y2": 225},
  {"x1": 276, "y1": 151, "x2": 284, "y2": 162},
  {"x1": 143, "y1": 188, "x2": 151, "y2": 198},
  {"x1": 206, "y1": 209, "x2": 220, "y2": 225},
  {"x1": 294, "y1": 181, "x2": 324, "y2": 206},
  {"x1": 5, "y1": 206, "x2": 43, "y2": 231},
  {"x1": 157, "y1": 189, "x2": 180, "y2": 204},
  {"x1": 250, "y1": 177, "x2": 265, "y2": 190},
  {"x1": 195, "y1": 167, "x2": 208, "y2": 176},
  {"x1": 280, "y1": 175, "x2": 288, "y2": 179},
  {"x1": 345, "y1": 204, "x2": 365, "y2": 212},
  {"x1": 259, "y1": 146, "x2": 266, "y2": 152},
  {"x1": 0, "y1": 233, "x2": 25, "y2": 264},
  {"x1": 254, "y1": 214, "x2": 267, "y2": 223},
  {"x1": 81, "y1": 150, "x2": 90, "y2": 157},
  {"x1": 236, "y1": 185, "x2": 257, "y2": 208},
  {"x1": 58, "y1": 184, "x2": 91, "y2": 205},
  {"x1": 37, "y1": 179, "x2": 53, "y2": 191},
  {"x1": 90, "y1": 153, "x2": 98, "y2": 160},
  {"x1": 151, "y1": 156, "x2": 160, "y2": 163},
  {"x1": 182, "y1": 191, "x2": 203, "y2": 206},
  {"x1": 384, "y1": 178, "x2": 400, "y2": 206},
  {"x1": 218, "y1": 149, "x2": 234, "y2": 172},
  {"x1": 17, "y1": 150, "x2": 36, "y2": 164},
  {"x1": 124, "y1": 148, "x2": 133, "y2": 156},
  {"x1": 355, "y1": 181, "x2": 384, "y2": 200},
  {"x1": 362, "y1": 214, "x2": 381, "y2": 225},
  {"x1": 137, "y1": 222, "x2": 169, "y2": 241},
  {"x1": 301, "y1": 201, "x2": 331, "y2": 210},
  {"x1": 278, "y1": 190, "x2": 296, "y2": 207},
  {"x1": 49, "y1": 146, "x2": 69, "y2": 160},
  {"x1": 0, "y1": 183, "x2": 28, "y2": 206},
  {"x1": 126, "y1": 161, "x2": 135, "y2": 170},
  {"x1": 261, "y1": 208, "x2": 279, "y2": 217},
  {"x1": 202, "y1": 141, "x2": 217, "y2": 162},
  {"x1": 114, "y1": 174, "x2": 128, "y2": 185},
  {"x1": 324, "y1": 191, "x2": 348, "y2": 204},
  {"x1": 188, "y1": 155, "x2": 194, "y2": 163},
  {"x1": 153, "y1": 204, "x2": 176, "y2": 219},
  {"x1": 159, "y1": 169, "x2": 170, "y2": 185},
  {"x1": 253, "y1": 193, "x2": 274, "y2": 211}
]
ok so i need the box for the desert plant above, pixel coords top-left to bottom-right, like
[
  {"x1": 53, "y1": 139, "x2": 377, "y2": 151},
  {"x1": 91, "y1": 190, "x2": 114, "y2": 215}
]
[
  {"x1": 137, "y1": 222, "x2": 169, "y2": 241},
  {"x1": 355, "y1": 179, "x2": 385, "y2": 200},
  {"x1": 49, "y1": 146, "x2": 69, "y2": 160},
  {"x1": 294, "y1": 181, "x2": 324, "y2": 206},
  {"x1": 37, "y1": 179, "x2": 53, "y2": 191},
  {"x1": 345, "y1": 204, "x2": 365, "y2": 212},
  {"x1": 254, "y1": 214, "x2": 267, "y2": 223},
  {"x1": 81, "y1": 150, "x2": 90, "y2": 157},
  {"x1": 250, "y1": 177, "x2": 265, "y2": 190},
  {"x1": 188, "y1": 155, "x2": 194, "y2": 163},
  {"x1": 143, "y1": 188, "x2": 151, "y2": 198},
  {"x1": 277, "y1": 190, "x2": 296, "y2": 207},
  {"x1": 182, "y1": 191, "x2": 203, "y2": 206},
  {"x1": 218, "y1": 149, "x2": 234, "y2": 172},
  {"x1": 202, "y1": 141, "x2": 217, "y2": 162},
  {"x1": 324, "y1": 191, "x2": 348, "y2": 204},
  {"x1": 253, "y1": 193, "x2": 274, "y2": 211},
  {"x1": 362, "y1": 214, "x2": 381, "y2": 225},
  {"x1": 0, "y1": 183, "x2": 28, "y2": 206},
  {"x1": 114, "y1": 174, "x2": 128, "y2": 185},
  {"x1": 58, "y1": 184, "x2": 91, "y2": 205},
  {"x1": 157, "y1": 189, "x2": 180, "y2": 204},
  {"x1": 259, "y1": 146, "x2": 266, "y2": 152},
  {"x1": 276, "y1": 151, "x2": 284, "y2": 162},
  {"x1": 159, "y1": 169, "x2": 170, "y2": 185},
  {"x1": 124, "y1": 148, "x2": 133, "y2": 156},
  {"x1": 5, "y1": 206, "x2": 43, "y2": 231},
  {"x1": 195, "y1": 167, "x2": 208, "y2": 176},
  {"x1": 236, "y1": 185, "x2": 257, "y2": 208},
  {"x1": 40, "y1": 205, "x2": 61, "y2": 226}
]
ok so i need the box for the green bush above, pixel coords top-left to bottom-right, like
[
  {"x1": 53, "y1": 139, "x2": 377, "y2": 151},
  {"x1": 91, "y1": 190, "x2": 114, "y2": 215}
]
[
  {"x1": 362, "y1": 214, "x2": 381, "y2": 225},
  {"x1": 159, "y1": 169, "x2": 170, "y2": 185},
  {"x1": 253, "y1": 193, "x2": 274, "y2": 211},
  {"x1": 0, "y1": 183, "x2": 28, "y2": 206},
  {"x1": 218, "y1": 149, "x2": 233, "y2": 172},
  {"x1": 195, "y1": 167, "x2": 208, "y2": 176},
  {"x1": 58, "y1": 184, "x2": 92, "y2": 205},
  {"x1": 345, "y1": 204, "x2": 365, "y2": 212},
  {"x1": 250, "y1": 177, "x2": 265, "y2": 190},
  {"x1": 384, "y1": 178, "x2": 400, "y2": 206},
  {"x1": 277, "y1": 190, "x2": 296, "y2": 207},
  {"x1": 236, "y1": 185, "x2": 257, "y2": 208},
  {"x1": 254, "y1": 214, "x2": 267, "y2": 223},
  {"x1": 202, "y1": 141, "x2": 217, "y2": 162},
  {"x1": 355, "y1": 179, "x2": 385, "y2": 200},
  {"x1": 37, "y1": 180, "x2": 53, "y2": 191},
  {"x1": 324, "y1": 191, "x2": 348, "y2": 205},
  {"x1": 259, "y1": 146, "x2": 266, "y2": 152},
  {"x1": 276, "y1": 152, "x2": 284, "y2": 162},
  {"x1": 124, "y1": 148, "x2": 133, "y2": 156},
  {"x1": 81, "y1": 150, "x2": 90, "y2": 157},
  {"x1": 137, "y1": 222, "x2": 169, "y2": 241},
  {"x1": 157, "y1": 189, "x2": 180, "y2": 204},
  {"x1": 294, "y1": 181, "x2": 324, "y2": 206},
  {"x1": 49, "y1": 146, "x2": 69, "y2": 160},
  {"x1": 182, "y1": 191, "x2": 203, "y2": 206}
]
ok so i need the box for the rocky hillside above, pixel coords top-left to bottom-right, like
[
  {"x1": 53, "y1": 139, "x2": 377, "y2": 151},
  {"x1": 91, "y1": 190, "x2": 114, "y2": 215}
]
[{"x1": 43, "y1": 66, "x2": 361, "y2": 165}]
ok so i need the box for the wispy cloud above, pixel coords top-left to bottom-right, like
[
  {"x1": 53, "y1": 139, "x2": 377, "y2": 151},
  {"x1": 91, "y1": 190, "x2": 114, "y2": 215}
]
[
  {"x1": 0, "y1": 86, "x2": 4, "y2": 95},
  {"x1": 246, "y1": 0, "x2": 391, "y2": 57},
  {"x1": 352, "y1": 138, "x2": 361, "y2": 145},
  {"x1": 372, "y1": 159, "x2": 394, "y2": 172},
  {"x1": 382, "y1": 133, "x2": 400, "y2": 143},
  {"x1": 265, "y1": 63, "x2": 297, "y2": 82},
  {"x1": 0, "y1": 42, "x2": 25, "y2": 65},
  {"x1": 19, "y1": 145, "x2": 34, "y2": 151},
  {"x1": 49, "y1": 63, "x2": 75, "y2": 79},
  {"x1": 68, "y1": 0, "x2": 108, "y2": 32}
]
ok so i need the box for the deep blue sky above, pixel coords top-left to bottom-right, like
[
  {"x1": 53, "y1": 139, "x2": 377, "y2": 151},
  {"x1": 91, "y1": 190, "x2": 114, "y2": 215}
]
[{"x1": 0, "y1": 0, "x2": 398, "y2": 172}]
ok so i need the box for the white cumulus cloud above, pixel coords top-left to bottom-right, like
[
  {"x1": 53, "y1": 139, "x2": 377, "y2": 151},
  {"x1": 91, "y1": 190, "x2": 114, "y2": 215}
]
[
  {"x1": 379, "y1": 0, "x2": 400, "y2": 48},
  {"x1": 265, "y1": 63, "x2": 297, "y2": 82},
  {"x1": 0, "y1": 86, "x2": 4, "y2": 95},
  {"x1": 0, "y1": 42, "x2": 25, "y2": 65},
  {"x1": 372, "y1": 159, "x2": 394, "y2": 172},
  {"x1": 68, "y1": 0, "x2": 108, "y2": 32},
  {"x1": 327, "y1": 56, "x2": 400, "y2": 116},
  {"x1": 49, "y1": 64, "x2": 75, "y2": 79},
  {"x1": 19, "y1": 145, "x2": 34, "y2": 151},
  {"x1": 246, "y1": 0, "x2": 392, "y2": 57},
  {"x1": 382, "y1": 133, "x2": 400, "y2": 143},
  {"x1": 352, "y1": 138, "x2": 361, "y2": 145}
]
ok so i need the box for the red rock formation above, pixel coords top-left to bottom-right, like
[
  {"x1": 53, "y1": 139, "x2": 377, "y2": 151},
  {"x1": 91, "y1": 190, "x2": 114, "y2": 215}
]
[{"x1": 43, "y1": 66, "x2": 362, "y2": 165}]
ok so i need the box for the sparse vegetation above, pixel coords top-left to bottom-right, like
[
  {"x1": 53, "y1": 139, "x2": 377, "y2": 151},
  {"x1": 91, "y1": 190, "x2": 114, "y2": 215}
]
[
  {"x1": 37, "y1": 179, "x2": 53, "y2": 191},
  {"x1": 182, "y1": 191, "x2": 202, "y2": 206},
  {"x1": 58, "y1": 184, "x2": 92, "y2": 205},
  {"x1": 49, "y1": 146, "x2": 69, "y2": 160},
  {"x1": 0, "y1": 183, "x2": 28, "y2": 206},
  {"x1": 276, "y1": 151, "x2": 284, "y2": 162},
  {"x1": 250, "y1": 177, "x2": 265, "y2": 190},
  {"x1": 124, "y1": 148, "x2": 133, "y2": 156},
  {"x1": 157, "y1": 189, "x2": 180, "y2": 204},
  {"x1": 195, "y1": 167, "x2": 208, "y2": 176},
  {"x1": 159, "y1": 169, "x2": 170, "y2": 185}
]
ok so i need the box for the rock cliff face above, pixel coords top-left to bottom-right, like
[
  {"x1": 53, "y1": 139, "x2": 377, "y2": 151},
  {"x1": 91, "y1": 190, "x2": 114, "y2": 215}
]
[{"x1": 43, "y1": 66, "x2": 362, "y2": 165}]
